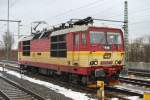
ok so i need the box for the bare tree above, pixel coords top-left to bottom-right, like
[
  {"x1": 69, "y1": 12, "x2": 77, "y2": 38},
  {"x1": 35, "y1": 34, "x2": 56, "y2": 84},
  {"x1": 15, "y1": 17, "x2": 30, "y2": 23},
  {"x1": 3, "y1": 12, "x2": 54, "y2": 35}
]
[
  {"x1": 144, "y1": 35, "x2": 150, "y2": 62},
  {"x1": 128, "y1": 35, "x2": 150, "y2": 62},
  {"x1": 128, "y1": 37, "x2": 144, "y2": 62},
  {"x1": 2, "y1": 32, "x2": 14, "y2": 59}
]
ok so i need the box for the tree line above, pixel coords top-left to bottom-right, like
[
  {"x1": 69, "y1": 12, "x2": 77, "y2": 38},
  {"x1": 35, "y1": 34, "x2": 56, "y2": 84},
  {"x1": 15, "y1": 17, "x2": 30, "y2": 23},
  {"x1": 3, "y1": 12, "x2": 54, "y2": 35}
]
[{"x1": 128, "y1": 36, "x2": 150, "y2": 62}]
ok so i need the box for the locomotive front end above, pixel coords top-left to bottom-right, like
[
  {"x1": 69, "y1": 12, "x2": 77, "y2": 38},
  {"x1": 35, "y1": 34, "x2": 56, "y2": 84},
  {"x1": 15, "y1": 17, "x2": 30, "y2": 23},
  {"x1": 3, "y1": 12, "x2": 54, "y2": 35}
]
[{"x1": 88, "y1": 27, "x2": 125, "y2": 84}]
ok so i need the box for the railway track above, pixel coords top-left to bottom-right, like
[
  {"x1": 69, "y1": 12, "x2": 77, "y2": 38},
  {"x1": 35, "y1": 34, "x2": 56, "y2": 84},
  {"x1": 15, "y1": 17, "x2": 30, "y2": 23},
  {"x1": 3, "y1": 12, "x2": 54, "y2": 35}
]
[
  {"x1": 128, "y1": 69, "x2": 150, "y2": 77},
  {"x1": 0, "y1": 74, "x2": 45, "y2": 100},
  {"x1": 0, "y1": 61, "x2": 144, "y2": 99},
  {"x1": 0, "y1": 90, "x2": 10, "y2": 100},
  {"x1": 119, "y1": 77, "x2": 150, "y2": 87},
  {"x1": 30, "y1": 73, "x2": 143, "y2": 100},
  {"x1": 105, "y1": 86, "x2": 143, "y2": 98}
]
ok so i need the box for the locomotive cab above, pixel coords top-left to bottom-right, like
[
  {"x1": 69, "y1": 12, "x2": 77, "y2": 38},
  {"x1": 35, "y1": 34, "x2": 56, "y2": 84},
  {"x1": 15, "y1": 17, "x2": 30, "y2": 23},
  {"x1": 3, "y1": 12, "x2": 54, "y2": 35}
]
[
  {"x1": 88, "y1": 27, "x2": 124, "y2": 81},
  {"x1": 70, "y1": 26, "x2": 124, "y2": 84},
  {"x1": 89, "y1": 29, "x2": 124, "y2": 77}
]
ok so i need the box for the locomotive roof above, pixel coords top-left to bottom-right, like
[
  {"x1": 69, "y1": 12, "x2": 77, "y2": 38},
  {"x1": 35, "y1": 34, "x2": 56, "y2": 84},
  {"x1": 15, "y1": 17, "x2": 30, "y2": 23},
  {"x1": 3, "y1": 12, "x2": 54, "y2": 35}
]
[
  {"x1": 50, "y1": 25, "x2": 122, "y2": 36},
  {"x1": 20, "y1": 25, "x2": 122, "y2": 41},
  {"x1": 20, "y1": 35, "x2": 34, "y2": 41},
  {"x1": 50, "y1": 25, "x2": 89, "y2": 36}
]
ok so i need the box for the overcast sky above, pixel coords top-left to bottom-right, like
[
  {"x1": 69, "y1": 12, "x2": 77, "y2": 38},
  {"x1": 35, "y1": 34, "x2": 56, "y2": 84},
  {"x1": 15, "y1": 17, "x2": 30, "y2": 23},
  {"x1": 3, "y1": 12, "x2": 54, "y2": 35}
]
[{"x1": 0, "y1": 0, "x2": 150, "y2": 47}]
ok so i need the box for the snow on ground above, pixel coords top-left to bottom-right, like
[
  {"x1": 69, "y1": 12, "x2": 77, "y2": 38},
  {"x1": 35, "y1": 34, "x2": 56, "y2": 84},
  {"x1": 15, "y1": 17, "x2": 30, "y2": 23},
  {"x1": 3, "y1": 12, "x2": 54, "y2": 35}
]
[
  {"x1": 125, "y1": 96, "x2": 141, "y2": 100},
  {"x1": 110, "y1": 97, "x2": 140, "y2": 100},
  {"x1": 108, "y1": 96, "x2": 140, "y2": 100},
  {"x1": 0, "y1": 67, "x2": 95, "y2": 100},
  {"x1": 111, "y1": 98, "x2": 119, "y2": 100}
]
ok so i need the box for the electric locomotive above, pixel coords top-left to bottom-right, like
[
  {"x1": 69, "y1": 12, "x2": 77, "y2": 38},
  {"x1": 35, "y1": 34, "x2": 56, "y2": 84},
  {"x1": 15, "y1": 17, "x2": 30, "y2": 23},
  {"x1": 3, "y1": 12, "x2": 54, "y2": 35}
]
[{"x1": 18, "y1": 17, "x2": 125, "y2": 85}]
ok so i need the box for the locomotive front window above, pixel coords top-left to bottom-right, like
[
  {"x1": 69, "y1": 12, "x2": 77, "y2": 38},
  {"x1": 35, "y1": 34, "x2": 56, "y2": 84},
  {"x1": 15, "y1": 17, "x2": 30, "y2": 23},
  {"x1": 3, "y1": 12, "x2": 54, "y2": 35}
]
[
  {"x1": 107, "y1": 32, "x2": 121, "y2": 44},
  {"x1": 90, "y1": 32, "x2": 106, "y2": 44}
]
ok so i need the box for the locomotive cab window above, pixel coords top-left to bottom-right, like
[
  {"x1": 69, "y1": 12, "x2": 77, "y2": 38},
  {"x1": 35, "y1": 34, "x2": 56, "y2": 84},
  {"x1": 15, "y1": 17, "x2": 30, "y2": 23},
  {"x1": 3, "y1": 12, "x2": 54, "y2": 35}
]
[
  {"x1": 90, "y1": 31, "x2": 106, "y2": 44},
  {"x1": 107, "y1": 32, "x2": 121, "y2": 44},
  {"x1": 51, "y1": 34, "x2": 67, "y2": 57}
]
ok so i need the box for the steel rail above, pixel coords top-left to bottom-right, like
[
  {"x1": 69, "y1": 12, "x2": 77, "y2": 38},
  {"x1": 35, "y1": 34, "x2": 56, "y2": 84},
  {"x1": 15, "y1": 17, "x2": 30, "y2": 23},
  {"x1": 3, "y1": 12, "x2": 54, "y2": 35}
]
[
  {"x1": 128, "y1": 70, "x2": 150, "y2": 77},
  {"x1": 0, "y1": 90, "x2": 10, "y2": 100},
  {"x1": 120, "y1": 77, "x2": 150, "y2": 87},
  {"x1": 105, "y1": 86, "x2": 143, "y2": 98},
  {"x1": 0, "y1": 75, "x2": 45, "y2": 100}
]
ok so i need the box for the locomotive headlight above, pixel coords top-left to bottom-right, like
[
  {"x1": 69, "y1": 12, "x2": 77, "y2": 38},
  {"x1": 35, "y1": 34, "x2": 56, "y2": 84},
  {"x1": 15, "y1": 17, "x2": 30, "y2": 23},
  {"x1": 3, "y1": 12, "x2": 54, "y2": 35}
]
[
  {"x1": 94, "y1": 61, "x2": 98, "y2": 65},
  {"x1": 115, "y1": 60, "x2": 122, "y2": 64},
  {"x1": 90, "y1": 60, "x2": 98, "y2": 65},
  {"x1": 118, "y1": 60, "x2": 122, "y2": 64},
  {"x1": 115, "y1": 60, "x2": 118, "y2": 64},
  {"x1": 90, "y1": 61, "x2": 94, "y2": 65}
]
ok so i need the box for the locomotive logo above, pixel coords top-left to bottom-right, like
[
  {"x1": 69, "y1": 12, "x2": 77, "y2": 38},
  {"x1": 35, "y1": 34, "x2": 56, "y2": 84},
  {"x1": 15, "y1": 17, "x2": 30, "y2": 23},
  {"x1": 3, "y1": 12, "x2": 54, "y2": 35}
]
[{"x1": 103, "y1": 53, "x2": 111, "y2": 59}]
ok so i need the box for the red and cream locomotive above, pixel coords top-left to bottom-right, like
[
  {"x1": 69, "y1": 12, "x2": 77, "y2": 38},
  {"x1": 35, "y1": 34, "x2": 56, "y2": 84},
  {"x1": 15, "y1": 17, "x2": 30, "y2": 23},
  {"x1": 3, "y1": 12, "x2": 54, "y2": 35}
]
[{"x1": 18, "y1": 17, "x2": 125, "y2": 85}]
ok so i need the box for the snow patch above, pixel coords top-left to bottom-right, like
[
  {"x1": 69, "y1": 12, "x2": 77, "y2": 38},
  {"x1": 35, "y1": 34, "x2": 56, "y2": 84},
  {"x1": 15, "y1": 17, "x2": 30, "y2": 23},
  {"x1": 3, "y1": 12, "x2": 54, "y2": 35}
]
[
  {"x1": 0, "y1": 68, "x2": 95, "y2": 100},
  {"x1": 111, "y1": 98, "x2": 119, "y2": 100},
  {"x1": 126, "y1": 96, "x2": 140, "y2": 100}
]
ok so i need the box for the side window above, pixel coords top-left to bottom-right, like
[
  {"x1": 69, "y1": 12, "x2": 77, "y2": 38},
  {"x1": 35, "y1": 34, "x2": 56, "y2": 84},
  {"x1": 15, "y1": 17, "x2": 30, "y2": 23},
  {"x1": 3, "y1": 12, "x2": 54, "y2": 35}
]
[
  {"x1": 82, "y1": 33, "x2": 86, "y2": 45},
  {"x1": 51, "y1": 34, "x2": 67, "y2": 57},
  {"x1": 74, "y1": 34, "x2": 79, "y2": 46},
  {"x1": 22, "y1": 41, "x2": 30, "y2": 56},
  {"x1": 51, "y1": 36, "x2": 57, "y2": 57}
]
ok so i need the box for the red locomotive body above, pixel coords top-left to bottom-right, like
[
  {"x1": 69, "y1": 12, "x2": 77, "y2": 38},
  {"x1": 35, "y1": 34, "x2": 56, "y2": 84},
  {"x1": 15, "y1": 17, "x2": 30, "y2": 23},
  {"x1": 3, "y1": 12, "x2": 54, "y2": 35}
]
[{"x1": 18, "y1": 17, "x2": 125, "y2": 85}]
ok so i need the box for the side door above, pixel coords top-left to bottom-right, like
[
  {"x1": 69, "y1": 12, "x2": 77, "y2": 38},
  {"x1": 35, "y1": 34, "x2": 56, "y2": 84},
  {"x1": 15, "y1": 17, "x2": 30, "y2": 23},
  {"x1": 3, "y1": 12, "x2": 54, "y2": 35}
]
[{"x1": 72, "y1": 32, "x2": 80, "y2": 65}]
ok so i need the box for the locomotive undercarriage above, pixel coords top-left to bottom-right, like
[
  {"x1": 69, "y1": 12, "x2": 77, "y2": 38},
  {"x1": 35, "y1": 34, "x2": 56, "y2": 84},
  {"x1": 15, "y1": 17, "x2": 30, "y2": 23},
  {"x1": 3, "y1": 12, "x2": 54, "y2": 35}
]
[{"x1": 20, "y1": 64, "x2": 121, "y2": 85}]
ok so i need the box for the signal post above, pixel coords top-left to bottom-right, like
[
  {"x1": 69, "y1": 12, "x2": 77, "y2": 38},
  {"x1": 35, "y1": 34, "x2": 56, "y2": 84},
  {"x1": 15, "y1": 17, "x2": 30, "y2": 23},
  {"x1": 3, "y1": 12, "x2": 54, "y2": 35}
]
[{"x1": 97, "y1": 81, "x2": 104, "y2": 100}]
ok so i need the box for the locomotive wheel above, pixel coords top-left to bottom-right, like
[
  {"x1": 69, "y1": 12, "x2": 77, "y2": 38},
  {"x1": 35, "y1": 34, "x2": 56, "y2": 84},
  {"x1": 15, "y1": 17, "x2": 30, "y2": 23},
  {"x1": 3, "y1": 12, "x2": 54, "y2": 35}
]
[{"x1": 81, "y1": 76, "x2": 88, "y2": 86}]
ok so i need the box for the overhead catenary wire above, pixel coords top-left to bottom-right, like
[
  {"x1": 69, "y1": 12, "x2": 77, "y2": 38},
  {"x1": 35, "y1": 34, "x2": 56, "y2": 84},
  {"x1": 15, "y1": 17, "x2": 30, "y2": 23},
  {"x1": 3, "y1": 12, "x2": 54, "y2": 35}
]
[
  {"x1": 29, "y1": 0, "x2": 150, "y2": 29},
  {"x1": 0, "y1": 0, "x2": 20, "y2": 16},
  {"x1": 54, "y1": 0, "x2": 104, "y2": 16},
  {"x1": 92, "y1": 0, "x2": 122, "y2": 17},
  {"x1": 50, "y1": 0, "x2": 125, "y2": 26},
  {"x1": 46, "y1": 0, "x2": 107, "y2": 24},
  {"x1": 48, "y1": 0, "x2": 109, "y2": 21},
  {"x1": 107, "y1": 6, "x2": 150, "y2": 19},
  {"x1": 0, "y1": 0, "x2": 21, "y2": 34}
]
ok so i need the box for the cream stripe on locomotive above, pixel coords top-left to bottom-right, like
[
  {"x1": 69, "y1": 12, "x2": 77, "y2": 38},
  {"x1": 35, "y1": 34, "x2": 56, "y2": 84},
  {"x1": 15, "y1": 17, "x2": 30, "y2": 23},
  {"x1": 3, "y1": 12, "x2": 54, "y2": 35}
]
[{"x1": 18, "y1": 51, "x2": 124, "y2": 67}]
